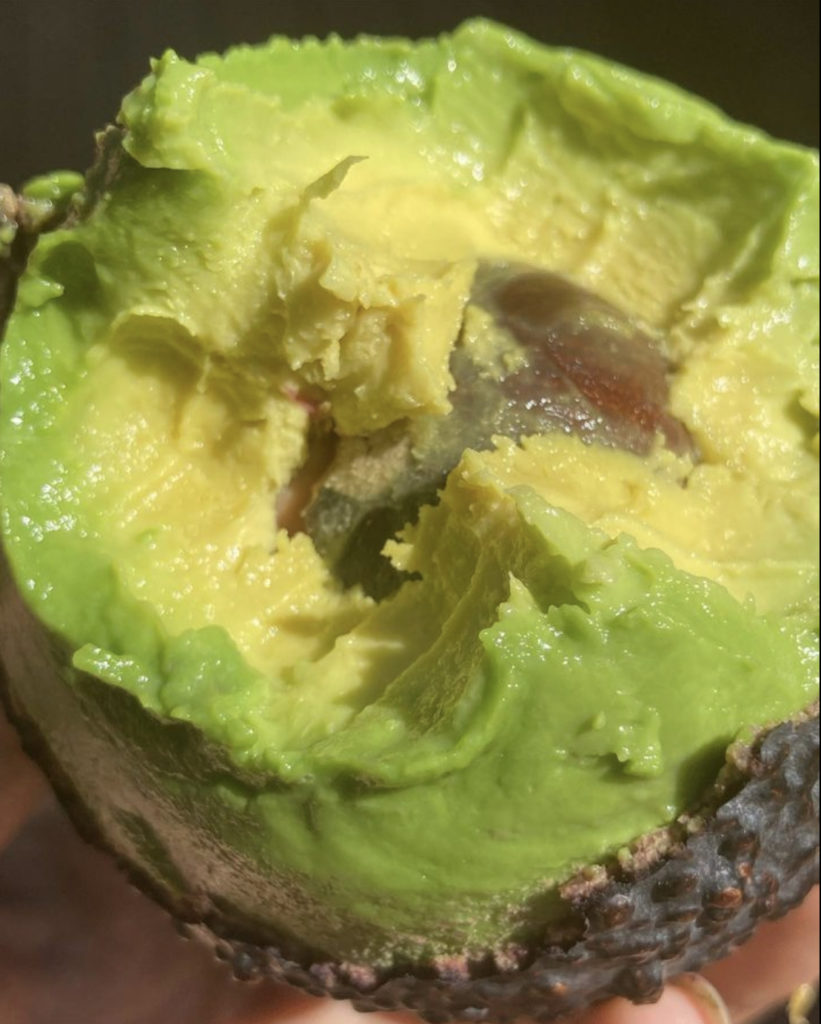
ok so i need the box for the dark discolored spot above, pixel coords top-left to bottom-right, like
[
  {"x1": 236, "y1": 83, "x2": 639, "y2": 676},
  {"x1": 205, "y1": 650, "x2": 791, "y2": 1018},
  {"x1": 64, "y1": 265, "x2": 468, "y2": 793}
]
[
  {"x1": 472, "y1": 264, "x2": 696, "y2": 458},
  {"x1": 300, "y1": 265, "x2": 697, "y2": 596}
]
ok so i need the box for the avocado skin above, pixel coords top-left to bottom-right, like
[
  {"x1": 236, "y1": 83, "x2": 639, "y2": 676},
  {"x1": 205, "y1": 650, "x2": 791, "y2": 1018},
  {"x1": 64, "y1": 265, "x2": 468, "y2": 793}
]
[
  {"x1": 177, "y1": 711, "x2": 821, "y2": 1023},
  {"x1": 0, "y1": 187, "x2": 36, "y2": 329},
  {"x1": 1, "y1": 540, "x2": 818, "y2": 1023},
  {"x1": 0, "y1": 174, "x2": 84, "y2": 326}
]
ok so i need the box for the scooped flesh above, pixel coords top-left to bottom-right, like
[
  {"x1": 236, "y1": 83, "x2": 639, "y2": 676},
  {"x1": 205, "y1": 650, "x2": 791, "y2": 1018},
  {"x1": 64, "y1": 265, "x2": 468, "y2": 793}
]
[{"x1": 1, "y1": 23, "x2": 818, "y2": 959}]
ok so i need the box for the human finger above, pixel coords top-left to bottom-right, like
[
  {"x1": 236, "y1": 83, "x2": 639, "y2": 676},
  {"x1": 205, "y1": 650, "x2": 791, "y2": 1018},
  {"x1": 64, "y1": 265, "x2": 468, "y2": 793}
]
[
  {"x1": 702, "y1": 885, "x2": 819, "y2": 1024},
  {"x1": 233, "y1": 978, "x2": 729, "y2": 1024},
  {"x1": 577, "y1": 976, "x2": 729, "y2": 1024}
]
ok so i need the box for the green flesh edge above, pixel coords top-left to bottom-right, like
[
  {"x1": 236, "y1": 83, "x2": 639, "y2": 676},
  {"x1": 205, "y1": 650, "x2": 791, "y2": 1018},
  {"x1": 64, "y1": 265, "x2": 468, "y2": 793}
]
[{"x1": 0, "y1": 19, "x2": 818, "y2": 962}]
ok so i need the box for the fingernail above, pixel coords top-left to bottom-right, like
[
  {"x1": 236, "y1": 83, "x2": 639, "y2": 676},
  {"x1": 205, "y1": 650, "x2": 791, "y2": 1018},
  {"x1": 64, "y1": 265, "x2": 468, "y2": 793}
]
[{"x1": 671, "y1": 973, "x2": 731, "y2": 1024}]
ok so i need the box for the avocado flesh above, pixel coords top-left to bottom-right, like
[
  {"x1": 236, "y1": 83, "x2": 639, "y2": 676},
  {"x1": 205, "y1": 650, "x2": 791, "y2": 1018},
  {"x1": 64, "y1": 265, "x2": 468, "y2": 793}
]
[{"x1": 0, "y1": 18, "x2": 818, "y2": 968}]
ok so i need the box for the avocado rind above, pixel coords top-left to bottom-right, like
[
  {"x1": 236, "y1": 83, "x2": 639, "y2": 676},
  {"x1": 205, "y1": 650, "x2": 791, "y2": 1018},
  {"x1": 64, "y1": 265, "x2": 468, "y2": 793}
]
[
  {"x1": 1, "y1": 555, "x2": 817, "y2": 1022},
  {"x1": 201, "y1": 712, "x2": 819, "y2": 1024}
]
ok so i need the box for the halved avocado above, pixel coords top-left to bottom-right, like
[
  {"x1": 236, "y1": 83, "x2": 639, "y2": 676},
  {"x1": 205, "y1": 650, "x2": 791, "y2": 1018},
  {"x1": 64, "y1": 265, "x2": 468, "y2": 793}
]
[{"x1": 0, "y1": 20, "x2": 818, "y2": 1023}]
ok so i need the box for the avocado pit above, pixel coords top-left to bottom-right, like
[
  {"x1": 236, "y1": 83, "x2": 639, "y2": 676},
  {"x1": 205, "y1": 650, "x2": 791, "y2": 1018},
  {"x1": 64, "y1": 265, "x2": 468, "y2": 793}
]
[
  {"x1": 474, "y1": 265, "x2": 697, "y2": 459},
  {"x1": 302, "y1": 264, "x2": 698, "y2": 596}
]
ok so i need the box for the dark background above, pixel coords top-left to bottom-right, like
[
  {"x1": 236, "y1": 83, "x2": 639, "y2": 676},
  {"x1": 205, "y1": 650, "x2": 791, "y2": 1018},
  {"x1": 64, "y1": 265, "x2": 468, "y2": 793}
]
[
  {"x1": 0, "y1": 0, "x2": 818, "y2": 188},
  {"x1": 0, "y1": 2, "x2": 817, "y2": 1022}
]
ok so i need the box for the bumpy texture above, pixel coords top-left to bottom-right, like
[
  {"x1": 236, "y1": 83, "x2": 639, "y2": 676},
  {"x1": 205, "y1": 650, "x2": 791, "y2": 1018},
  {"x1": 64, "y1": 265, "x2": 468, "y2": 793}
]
[{"x1": 185, "y1": 710, "x2": 820, "y2": 1022}]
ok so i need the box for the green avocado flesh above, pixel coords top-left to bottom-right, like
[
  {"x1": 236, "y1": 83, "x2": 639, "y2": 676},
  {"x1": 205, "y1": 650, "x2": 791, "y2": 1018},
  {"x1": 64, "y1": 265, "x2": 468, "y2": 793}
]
[{"x1": 0, "y1": 20, "x2": 818, "y2": 962}]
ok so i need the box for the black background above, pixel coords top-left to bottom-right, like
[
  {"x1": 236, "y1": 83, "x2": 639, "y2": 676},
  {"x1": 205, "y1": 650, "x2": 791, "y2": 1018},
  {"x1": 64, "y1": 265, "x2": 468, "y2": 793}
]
[
  {"x1": 0, "y1": 2, "x2": 817, "y2": 1022},
  {"x1": 0, "y1": 0, "x2": 818, "y2": 188}
]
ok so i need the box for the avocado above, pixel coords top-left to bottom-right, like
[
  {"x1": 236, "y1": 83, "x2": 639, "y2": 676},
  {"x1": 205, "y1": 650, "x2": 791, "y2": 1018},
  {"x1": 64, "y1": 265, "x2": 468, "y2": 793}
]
[{"x1": 0, "y1": 19, "x2": 818, "y2": 1023}]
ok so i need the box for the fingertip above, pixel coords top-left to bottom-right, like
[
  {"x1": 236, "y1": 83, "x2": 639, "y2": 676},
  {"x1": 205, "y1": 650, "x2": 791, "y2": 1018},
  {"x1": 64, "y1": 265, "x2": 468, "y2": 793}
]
[
  {"x1": 579, "y1": 977, "x2": 729, "y2": 1024},
  {"x1": 671, "y1": 975, "x2": 732, "y2": 1024},
  {"x1": 701, "y1": 886, "x2": 819, "y2": 1023},
  {"x1": 234, "y1": 986, "x2": 422, "y2": 1024}
]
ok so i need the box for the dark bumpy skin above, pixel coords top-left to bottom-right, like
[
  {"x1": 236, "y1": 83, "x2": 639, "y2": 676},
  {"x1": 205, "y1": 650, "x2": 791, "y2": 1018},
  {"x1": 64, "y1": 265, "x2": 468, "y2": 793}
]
[
  {"x1": 0, "y1": 546, "x2": 818, "y2": 1024},
  {"x1": 182, "y1": 711, "x2": 821, "y2": 1023}
]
